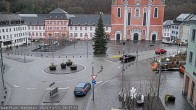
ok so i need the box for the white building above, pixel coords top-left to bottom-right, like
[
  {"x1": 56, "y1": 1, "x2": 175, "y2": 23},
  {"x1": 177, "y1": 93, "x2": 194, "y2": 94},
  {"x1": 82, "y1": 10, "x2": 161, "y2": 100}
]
[
  {"x1": 69, "y1": 14, "x2": 111, "y2": 40},
  {"x1": 0, "y1": 14, "x2": 29, "y2": 48},
  {"x1": 19, "y1": 14, "x2": 47, "y2": 40},
  {"x1": 162, "y1": 20, "x2": 173, "y2": 43}
]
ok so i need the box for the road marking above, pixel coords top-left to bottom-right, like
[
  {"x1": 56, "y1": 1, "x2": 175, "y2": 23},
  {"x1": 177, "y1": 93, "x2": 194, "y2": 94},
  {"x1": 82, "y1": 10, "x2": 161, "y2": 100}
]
[
  {"x1": 27, "y1": 88, "x2": 36, "y2": 90},
  {"x1": 13, "y1": 85, "x2": 19, "y2": 88},
  {"x1": 46, "y1": 87, "x2": 70, "y2": 90},
  {"x1": 96, "y1": 81, "x2": 102, "y2": 84}
]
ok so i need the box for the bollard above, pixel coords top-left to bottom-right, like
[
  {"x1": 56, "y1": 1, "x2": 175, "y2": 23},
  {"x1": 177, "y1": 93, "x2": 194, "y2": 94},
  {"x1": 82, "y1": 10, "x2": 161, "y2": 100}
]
[
  {"x1": 5, "y1": 91, "x2": 7, "y2": 94},
  {"x1": 66, "y1": 56, "x2": 67, "y2": 58},
  {"x1": 4, "y1": 87, "x2": 6, "y2": 90},
  {"x1": 3, "y1": 96, "x2": 6, "y2": 99},
  {"x1": 80, "y1": 56, "x2": 81, "y2": 58},
  {"x1": 59, "y1": 56, "x2": 60, "y2": 58},
  {"x1": 73, "y1": 56, "x2": 74, "y2": 58}
]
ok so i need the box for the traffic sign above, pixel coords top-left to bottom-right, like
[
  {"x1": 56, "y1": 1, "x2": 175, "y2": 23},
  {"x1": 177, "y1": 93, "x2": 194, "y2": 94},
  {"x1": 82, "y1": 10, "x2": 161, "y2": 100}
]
[
  {"x1": 91, "y1": 75, "x2": 97, "y2": 80},
  {"x1": 92, "y1": 80, "x2": 96, "y2": 84}
]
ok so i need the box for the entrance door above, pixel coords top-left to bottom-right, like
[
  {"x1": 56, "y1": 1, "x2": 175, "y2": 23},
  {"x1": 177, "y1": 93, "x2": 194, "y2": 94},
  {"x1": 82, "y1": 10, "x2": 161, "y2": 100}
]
[
  {"x1": 152, "y1": 34, "x2": 156, "y2": 41},
  {"x1": 116, "y1": 33, "x2": 121, "y2": 44},
  {"x1": 133, "y1": 33, "x2": 139, "y2": 41}
]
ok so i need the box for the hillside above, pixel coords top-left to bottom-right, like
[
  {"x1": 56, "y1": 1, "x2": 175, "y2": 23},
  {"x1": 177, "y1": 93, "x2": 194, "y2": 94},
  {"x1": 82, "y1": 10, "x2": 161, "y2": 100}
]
[{"x1": 0, "y1": 0, "x2": 196, "y2": 20}]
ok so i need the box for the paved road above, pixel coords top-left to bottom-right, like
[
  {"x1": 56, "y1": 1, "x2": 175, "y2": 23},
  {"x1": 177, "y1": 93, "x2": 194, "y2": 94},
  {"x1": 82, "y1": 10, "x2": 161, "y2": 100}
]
[{"x1": 1, "y1": 41, "x2": 191, "y2": 110}]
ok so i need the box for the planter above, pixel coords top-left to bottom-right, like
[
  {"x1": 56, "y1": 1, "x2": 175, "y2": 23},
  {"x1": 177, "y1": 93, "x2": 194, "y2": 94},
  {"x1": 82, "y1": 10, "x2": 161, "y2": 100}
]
[
  {"x1": 70, "y1": 65, "x2": 77, "y2": 70},
  {"x1": 60, "y1": 63, "x2": 66, "y2": 69},
  {"x1": 66, "y1": 62, "x2": 72, "y2": 66},
  {"x1": 165, "y1": 94, "x2": 175, "y2": 103},
  {"x1": 49, "y1": 66, "x2": 56, "y2": 71}
]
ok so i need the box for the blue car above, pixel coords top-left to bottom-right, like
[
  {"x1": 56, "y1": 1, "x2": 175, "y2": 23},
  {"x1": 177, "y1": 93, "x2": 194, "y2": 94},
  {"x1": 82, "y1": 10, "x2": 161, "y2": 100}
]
[{"x1": 74, "y1": 82, "x2": 91, "y2": 96}]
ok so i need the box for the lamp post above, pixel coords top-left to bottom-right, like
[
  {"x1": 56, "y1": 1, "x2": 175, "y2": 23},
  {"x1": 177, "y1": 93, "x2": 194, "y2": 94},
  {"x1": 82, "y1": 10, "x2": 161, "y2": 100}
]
[
  {"x1": 48, "y1": 32, "x2": 54, "y2": 58},
  {"x1": 0, "y1": 44, "x2": 5, "y2": 87},
  {"x1": 85, "y1": 34, "x2": 88, "y2": 58},
  {"x1": 157, "y1": 58, "x2": 162, "y2": 100}
]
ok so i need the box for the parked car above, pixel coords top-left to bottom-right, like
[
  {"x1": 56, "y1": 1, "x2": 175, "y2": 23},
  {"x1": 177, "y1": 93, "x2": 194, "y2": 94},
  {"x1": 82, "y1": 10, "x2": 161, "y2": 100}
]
[
  {"x1": 119, "y1": 54, "x2": 136, "y2": 63},
  {"x1": 74, "y1": 82, "x2": 91, "y2": 96},
  {"x1": 179, "y1": 65, "x2": 185, "y2": 74},
  {"x1": 155, "y1": 48, "x2": 167, "y2": 54}
]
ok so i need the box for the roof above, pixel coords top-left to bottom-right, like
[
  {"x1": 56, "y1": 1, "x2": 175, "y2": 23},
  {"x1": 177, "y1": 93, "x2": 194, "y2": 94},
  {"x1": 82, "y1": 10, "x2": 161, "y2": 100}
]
[
  {"x1": 176, "y1": 14, "x2": 190, "y2": 21},
  {"x1": 76, "y1": 82, "x2": 86, "y2": 87},
  {"x1": 49, "y1": 8, "x2": 69, "y2": 19},
  {"x1": 20, "y1": 14, "x2": 49, "y2": 25},
  {"x1": 163, "y1": 20, "x2": 173, "y2": 28},
  {"x1": 0, "y1": 14, "x2": 22, "y2": 21},
  {"x1": 49, "y1": 8, "x2": 68, "y2": 14},
  {"x1": 190, "y1": 15, "x2": 196, "y2": 21},
  {"x1": 70, "y1": 14, "x2": 111, "y2": 26}
]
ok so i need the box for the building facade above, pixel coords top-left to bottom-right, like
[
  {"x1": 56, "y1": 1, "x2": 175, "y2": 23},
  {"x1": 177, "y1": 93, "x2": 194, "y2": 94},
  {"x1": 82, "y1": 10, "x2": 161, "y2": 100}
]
[
  {"x1": 0, "y1": 14, "x2": 29, "y2": 48},
  {"x1": 162, "y1": 20, "x2": 172, "y2": 43},
  {"x1": 111, "y1": 0, "x2": 165, "y2": 41},
  {"x1": 21, "y1": 8, "x2": 111, "y2": 41},
  {"x1": 183, "y1": 15, "x2": 196, "y2": 109}
]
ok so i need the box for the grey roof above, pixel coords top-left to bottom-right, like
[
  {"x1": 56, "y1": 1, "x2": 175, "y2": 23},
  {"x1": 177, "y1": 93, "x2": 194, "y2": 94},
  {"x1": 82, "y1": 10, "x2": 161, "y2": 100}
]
[
  {"x1": 49, "y1": 8, "x2": 68, "y2": 14},
  {"x1": 0, "y1": 14, "x2": 22, "y2": 21},
  {"x1": 163, "y1": 20, "x2": 173, "y2": 28},
  {"x1": 176, "y1": 14, "x2": 190, "y2": 21},
  {"x1": 184, "y1": 14, "x2": 195, "y2": 21},
  {"x1": 49, "y1": 8, "x2": 69, "y2": 19},
  {"x1": 70, "y1": 14, "x2": 111, "y2": 26},
  {"x1": 190, "y1": 15, "x2": 196, "y2": 21},
  {"x1": 20, "y1": 14, "x2": 49, "y2": 25}
]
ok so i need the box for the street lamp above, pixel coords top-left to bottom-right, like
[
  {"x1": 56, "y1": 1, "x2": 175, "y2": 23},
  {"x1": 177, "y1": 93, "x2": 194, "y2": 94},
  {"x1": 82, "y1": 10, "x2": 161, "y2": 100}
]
[
  {"x1": 85, "y1": 34, "x2": 88, "y2": 58},
  {"x1": 48, "y1": 32, "x2": 54, "y2": 58},
  {"x1": 0, "y1": 44, "x2": 5, "y2": 87},
  {"x1": 157, "y1": 58, "x2": 162, "y2": 100}
]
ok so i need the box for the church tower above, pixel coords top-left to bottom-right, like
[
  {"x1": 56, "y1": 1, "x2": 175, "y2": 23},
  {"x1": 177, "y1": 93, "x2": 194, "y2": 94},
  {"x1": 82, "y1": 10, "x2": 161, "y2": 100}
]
[{"x1": 111, "y1": 0, "x2": 165, "y2": 41}]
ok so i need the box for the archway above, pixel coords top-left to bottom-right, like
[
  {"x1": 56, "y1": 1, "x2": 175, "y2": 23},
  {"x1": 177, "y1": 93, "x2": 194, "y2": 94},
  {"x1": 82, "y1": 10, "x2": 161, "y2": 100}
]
[{"x1": 152, "y1": 34, "x2": 156, "y2": 41}]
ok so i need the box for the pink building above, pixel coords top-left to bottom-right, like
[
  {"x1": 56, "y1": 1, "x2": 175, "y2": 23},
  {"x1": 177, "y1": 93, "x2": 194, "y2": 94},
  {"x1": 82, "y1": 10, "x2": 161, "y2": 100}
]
[{"x1": 45, "y1": 8, "x2": 69, "y2": 40}]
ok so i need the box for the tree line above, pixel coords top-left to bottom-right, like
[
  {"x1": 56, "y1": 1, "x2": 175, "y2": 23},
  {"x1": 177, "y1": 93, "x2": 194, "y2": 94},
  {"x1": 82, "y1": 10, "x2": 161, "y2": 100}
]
[{"x1": 0, "y1": 0, "x2": 196, "y2": 20}]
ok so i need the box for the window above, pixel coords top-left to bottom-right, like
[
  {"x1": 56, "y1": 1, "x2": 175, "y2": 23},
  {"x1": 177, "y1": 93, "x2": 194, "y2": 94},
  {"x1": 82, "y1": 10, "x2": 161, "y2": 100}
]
[
  {"x1": 80, "y1": 33, "x2": 82, "y2": 37},
  {"x1": 40, "y1": 33, "x2": 42, "y2": 36},
  {"x1": 154, "y1": 8, "x2": 158, "y2": 18},
  {"x1": 75, "y1": 27, "x2": 77, "y2": 30},
  {"x1": 2, "y1": 29, "x2": 4, "y2": 32},
  {"x1": 70, "y1": 33, "x2": 73, "y2": 37},
  {"x1": 106, "y1": 27, "x2": 108, "y2": 31},
  {"x1": 90, "y1": 27, "x2": 92, "y2": 30},
  {"x1": 70, "y1": 27, "x2": 72, "y2": 30},
  {"x1": 90, "y1": 33, "x2": 93, "y2": 37},
  {"x1": 6, "y1": 28, "x2": 8, "y2": 32},
  {"x1": 39, "y1": 26, "x2": 41, "y2": 30},
  {"x1": 32, "y1": 26, "x2": 34, "y2": 30},
  {"x1": 128, "y1": 12, "x2": 131, "y2": 25},
  {"x1": 192, "y1": 29, "x2": 196, "y2": 41},
  {"x1": 135, "y1": 9, "x2": 140, "y2": 18},
  {"x1": 80, "y1": 27, "x2": 82, "y2": 30},
  {"x1": 85, "y1": 27, "x2": 87, "y2": 30},
  {"x1": 143, "y1": 12, "x2": 147, "y2": 26},
  {"x1": 117, "y1": 8, "x2": 121, "y2": 18},
  {"x1": 3, "y1": 35, "x2": 5, "y2": 39},
  {"x1": 9, "y1": 28, "x2": 11, "y2": 32},
  {"x1": 35, "y1": 26, "x2": 38, "y2": 30},
  {"x1": 189, "y1": 52, "x2": 193, "y2": 64},
  {"x1": 74, "y1": 33, "x2": 77, "y2": 37}
]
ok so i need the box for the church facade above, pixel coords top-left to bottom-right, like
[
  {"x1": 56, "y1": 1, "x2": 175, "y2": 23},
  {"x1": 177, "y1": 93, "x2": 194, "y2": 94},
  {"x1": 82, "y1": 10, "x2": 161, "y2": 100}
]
[{"x1": 111, "y1": 0, "x2": 165, "y2": 41}]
